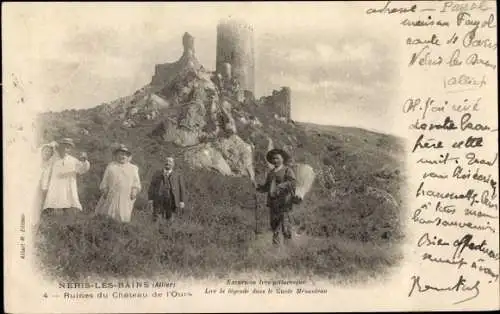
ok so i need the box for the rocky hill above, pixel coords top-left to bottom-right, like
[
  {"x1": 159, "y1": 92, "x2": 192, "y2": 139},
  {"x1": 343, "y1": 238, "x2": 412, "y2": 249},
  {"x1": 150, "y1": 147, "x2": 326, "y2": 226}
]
[{"x1": 35, "y1": 32, "x2": 407, "y2": 281}]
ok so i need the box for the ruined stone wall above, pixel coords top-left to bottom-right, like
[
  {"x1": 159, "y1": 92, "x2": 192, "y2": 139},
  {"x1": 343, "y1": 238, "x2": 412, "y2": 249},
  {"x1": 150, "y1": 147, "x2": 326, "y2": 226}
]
[
  {"x1": 152, "y1": 63, "x2": 176, "y2": 87},
  {"x1": 280, "y1": 86, "x2": 292, "y2": 119},
  {"x1": 261, "y1": 87, "x2": 292, "y2": 120},
  {"x1": 151, "y1": 32, "x2": 200, "y2": 88},
  {"x1": 216, "y1": 19, "x2": 255, "y2": 94}
]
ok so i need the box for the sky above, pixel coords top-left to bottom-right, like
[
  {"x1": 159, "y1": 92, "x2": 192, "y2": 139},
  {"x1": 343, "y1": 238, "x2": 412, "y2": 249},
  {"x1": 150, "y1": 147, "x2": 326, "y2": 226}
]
[{"x1": 4, "y1": 2, "x2": 403, "y2": 135}]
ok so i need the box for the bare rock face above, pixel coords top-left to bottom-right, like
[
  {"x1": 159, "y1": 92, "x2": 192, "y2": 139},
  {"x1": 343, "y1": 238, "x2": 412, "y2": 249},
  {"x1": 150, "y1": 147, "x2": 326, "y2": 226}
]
[
  {"x1": 216, "y1": 99, "x2": 237, "y2": 135},
  {"x1": 172, "y1": 132, "x2": 256, "y2": 178},
  {"x1": 172, "y1": 128, "x2": 201, "y2": 147},
  {"x1": 177, "y1": 88, "x2": 207, "y2": 131},
  {"x1": 178, "y1": 102, "x2": 206, "y2": 131},
  {"x1": 197, "y1": 71, "x2": 217, "y2": 91},
  {"x1": 182, "y1": 134, "x2": 256, "y2": 179},
  {"x1": 152, "y1": 118, "x2": 200, "y2": 147},
  {"x1": 151, "y1": 72, "x2": 240, "y2": 147},
  {"x1": 149, "y1": 94, "x2": 170, "y2": 109},
  {"x1": 150, "y1": 116, "x2": 203, "y2": 148},
  {"x1": 213, "y1": 134, "x2": 254, "y2": 179},
  {"x1": 184, "y1": 143, "x2": 233, "y2": 176},
  {"x1": 147, "y1": 32, "x2": 260, "y2": 177}
]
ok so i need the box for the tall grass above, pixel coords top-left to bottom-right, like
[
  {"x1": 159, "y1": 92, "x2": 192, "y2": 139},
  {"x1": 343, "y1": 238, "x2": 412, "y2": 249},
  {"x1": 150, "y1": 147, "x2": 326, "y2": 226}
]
[
  {"x1": 35, "y1": 166, "x2": 404, "y2": 281},
  {"x1": 34, "y1": 100, "x2": 406, "y2": 282}
]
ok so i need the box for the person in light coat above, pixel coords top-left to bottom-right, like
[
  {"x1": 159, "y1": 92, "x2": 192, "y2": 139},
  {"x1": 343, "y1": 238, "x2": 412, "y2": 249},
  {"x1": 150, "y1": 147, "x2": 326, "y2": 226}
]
[
  {"x1": 41, "y1": 138, "x2": 90, "y2": 215},
  {"x1": 95, "y1": 144, "x2": 141, "y2": 223},
  {"x1": 32, "y1": 141, "x2": 58, "y2": 225}
]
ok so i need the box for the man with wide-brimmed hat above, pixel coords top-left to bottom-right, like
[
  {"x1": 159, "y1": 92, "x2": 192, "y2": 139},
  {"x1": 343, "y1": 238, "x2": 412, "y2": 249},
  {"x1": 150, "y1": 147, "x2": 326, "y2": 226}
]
[
  {"x1": 255, "y1": 148, "x2": 297, "y2": 246},
  {"x1": 41, "y1": 137, "x2": 90, "y2": 214},
  {"x1": 95, "y1": 144, "x2": 141, "y2": 223}
]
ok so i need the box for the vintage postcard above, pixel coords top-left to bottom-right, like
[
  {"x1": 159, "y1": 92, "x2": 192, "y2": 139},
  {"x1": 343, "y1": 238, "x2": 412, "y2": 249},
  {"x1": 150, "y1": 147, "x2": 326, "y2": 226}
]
[{"x1": 3, "y1": 1, "x2": 499, "y2": 312}]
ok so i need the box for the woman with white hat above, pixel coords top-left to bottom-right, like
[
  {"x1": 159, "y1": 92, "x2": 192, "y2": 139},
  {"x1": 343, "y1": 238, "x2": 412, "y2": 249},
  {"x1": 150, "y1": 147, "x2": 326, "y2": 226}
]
[
  {"x1": 31, "y1": 141, "x2": 59, "y2": 224},
  {"x1": 41, "y1": 138, "x2": 90, "y2": 215},
  {"x1": 95, "y1": 144, "x2": 141, "y2": 223}
]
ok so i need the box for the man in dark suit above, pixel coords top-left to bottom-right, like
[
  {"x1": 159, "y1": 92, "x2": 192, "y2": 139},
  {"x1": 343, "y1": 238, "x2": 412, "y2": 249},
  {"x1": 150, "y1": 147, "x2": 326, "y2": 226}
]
[{"x1": 148, "y1": 157, "x2": 186, "y2": 222}]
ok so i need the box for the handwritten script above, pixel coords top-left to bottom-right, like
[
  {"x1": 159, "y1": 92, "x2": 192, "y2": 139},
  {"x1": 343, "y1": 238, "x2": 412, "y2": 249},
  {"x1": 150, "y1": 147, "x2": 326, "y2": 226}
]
[{"x1": 367, "y1": 0, "x2": 497, "y2": 307}]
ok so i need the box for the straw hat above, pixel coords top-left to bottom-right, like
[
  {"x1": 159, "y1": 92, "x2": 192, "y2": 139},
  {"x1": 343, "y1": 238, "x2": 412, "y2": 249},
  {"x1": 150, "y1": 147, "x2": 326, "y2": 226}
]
[
  {"x1": 266, "y1": 148, "x2": 290, "y2": 164},
  {"x1": 41, "y1": 141, "x2": 58, "y2": 149},
  {"x1": 113, "y1": 144, "x2": 132, "y2": 156},
  {"x1": 57, "y1": 138, "x2": 75, "y2": 147}
]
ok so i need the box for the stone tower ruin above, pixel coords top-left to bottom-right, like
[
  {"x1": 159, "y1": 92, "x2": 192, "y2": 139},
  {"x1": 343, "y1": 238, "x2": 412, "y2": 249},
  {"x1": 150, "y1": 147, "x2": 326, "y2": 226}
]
[
  {"x1": 151, "y1": 32, "x2": 201, "y2": 88},
  {"x1": 216, "y1": 19, "x2": 255, "y2": 94}
]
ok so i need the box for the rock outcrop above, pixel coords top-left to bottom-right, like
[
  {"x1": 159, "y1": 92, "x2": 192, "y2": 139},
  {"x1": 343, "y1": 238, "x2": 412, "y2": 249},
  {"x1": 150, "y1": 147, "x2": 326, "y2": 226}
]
[
  {"x1": 184, "y1": 143, "x2": 233, "y2": 176},
  {"x1": 145, "y1": 31, "x2": 259, "y2": 177},
  {"x1": 213, "y1": 134, "x2": 254, "y2": 179},
  {"x1": 136, "y1": 32, "x2": 310, "y2": 183},
  {"x1": 182, "y1": 133, "x2": 255, "y2": 180},
  {"x1": 153, "y1": 118, "x2": 200, "y2": 147},
  {"x1": 149, "y1": 94, "x2": 170, "y2": 109}
]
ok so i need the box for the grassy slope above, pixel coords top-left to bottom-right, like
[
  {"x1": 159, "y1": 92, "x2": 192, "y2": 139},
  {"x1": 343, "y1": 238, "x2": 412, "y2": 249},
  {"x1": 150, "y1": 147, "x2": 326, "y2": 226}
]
[{"x1": 35, "y1": 99, "x2": 407, "y2": 282}]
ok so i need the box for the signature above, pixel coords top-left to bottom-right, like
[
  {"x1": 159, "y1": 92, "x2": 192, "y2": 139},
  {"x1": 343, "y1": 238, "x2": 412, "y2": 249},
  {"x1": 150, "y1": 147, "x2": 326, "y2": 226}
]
[{"x1": 408, "y1": 275, "x2": 480, "y2": 304}]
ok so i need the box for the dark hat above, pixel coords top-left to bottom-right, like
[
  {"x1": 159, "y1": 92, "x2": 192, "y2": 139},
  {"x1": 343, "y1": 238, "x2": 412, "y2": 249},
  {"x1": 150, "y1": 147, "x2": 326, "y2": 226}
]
[
  {"x1": 266, "y1": 148, "x2": 290, "y2": 164},
  {"x1": 113, "y1": 144, "x2": 132, "y2": 155},
  {"x1": 57, "y1": 138, "x2": 75, "y2": 147}
]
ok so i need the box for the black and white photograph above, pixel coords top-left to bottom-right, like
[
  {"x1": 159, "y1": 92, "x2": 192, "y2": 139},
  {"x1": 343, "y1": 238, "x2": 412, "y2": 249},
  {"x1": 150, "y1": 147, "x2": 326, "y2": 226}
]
[
  {"x1": 4, "y1": 1, "x2": 498, "y2": 313},
  {"x1": 30, "y1": 6, "x2": 407, "y2": 283}
]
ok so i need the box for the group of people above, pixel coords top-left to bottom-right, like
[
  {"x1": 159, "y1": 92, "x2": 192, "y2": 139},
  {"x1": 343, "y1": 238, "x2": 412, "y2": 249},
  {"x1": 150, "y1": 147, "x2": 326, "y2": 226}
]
[
  {"x1": 38, "y1": 137, "x2": 299, "y2": 245},
  {"x1": 38, "y1": 138, "x2": 186, "y2": 224}
]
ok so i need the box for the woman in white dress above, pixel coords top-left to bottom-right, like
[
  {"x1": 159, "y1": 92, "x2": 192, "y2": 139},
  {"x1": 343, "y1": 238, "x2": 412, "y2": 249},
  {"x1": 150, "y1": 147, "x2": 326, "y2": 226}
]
[
  {"x1": 95, "y1": 144, "x2": 141, "y2": 223},
  {"x1": 41, "y1": 138, "x2": 90, "y2": 214},
  {"x1": 32, "y1": 141, "x2": 59, "y2": 225}
]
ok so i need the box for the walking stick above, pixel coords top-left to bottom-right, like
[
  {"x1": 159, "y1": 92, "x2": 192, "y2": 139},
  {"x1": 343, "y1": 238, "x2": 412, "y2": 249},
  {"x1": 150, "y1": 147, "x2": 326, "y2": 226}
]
[
  {"x1": 253, "y1": 187, "x2": 259, "y2": 238},
  {"x1": 246, "y1": 167, "x2": 259, "y2": 238},
  {"x1": 246, "y1": 141, "x2": 261, "y2": 239}
]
